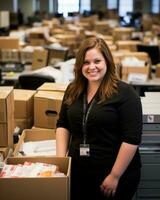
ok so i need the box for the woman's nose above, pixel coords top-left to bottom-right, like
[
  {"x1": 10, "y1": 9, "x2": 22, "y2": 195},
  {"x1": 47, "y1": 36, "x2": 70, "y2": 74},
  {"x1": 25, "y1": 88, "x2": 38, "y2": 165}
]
[{"x1": 89, "y1": 62, "x2": 96, "y2": 69}]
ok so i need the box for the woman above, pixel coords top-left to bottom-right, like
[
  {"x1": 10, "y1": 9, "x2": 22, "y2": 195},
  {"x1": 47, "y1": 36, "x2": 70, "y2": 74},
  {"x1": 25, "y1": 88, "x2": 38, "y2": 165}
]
[{"x1": 56, "y1": 37, "x2": 142, "y2": 200}]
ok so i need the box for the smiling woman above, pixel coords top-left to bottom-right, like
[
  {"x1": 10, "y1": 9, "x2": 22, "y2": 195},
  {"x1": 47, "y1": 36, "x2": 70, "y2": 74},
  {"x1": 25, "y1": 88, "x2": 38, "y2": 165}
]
[{"x1": 56, "y1": 37, "x2": 142, "y2": 200}]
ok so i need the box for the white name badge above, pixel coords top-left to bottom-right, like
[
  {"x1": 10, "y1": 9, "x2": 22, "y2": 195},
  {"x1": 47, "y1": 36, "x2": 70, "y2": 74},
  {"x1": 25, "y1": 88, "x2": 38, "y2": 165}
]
[{"x1": 80, "y1": 144, "x2": 90, "y2": 157}]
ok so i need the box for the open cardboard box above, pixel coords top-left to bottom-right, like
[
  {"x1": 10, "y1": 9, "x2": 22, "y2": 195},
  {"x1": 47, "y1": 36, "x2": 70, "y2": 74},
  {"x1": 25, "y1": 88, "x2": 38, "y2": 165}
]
[
  {"x1": 122, "y1": 65, "x2": 150, "y2": 81},
  {"x1": 0, "y1": 156, "x2": 71, "y2": 200},
  {"x1": 13, "y1": 128, "x2": 56, "y2": 157}
]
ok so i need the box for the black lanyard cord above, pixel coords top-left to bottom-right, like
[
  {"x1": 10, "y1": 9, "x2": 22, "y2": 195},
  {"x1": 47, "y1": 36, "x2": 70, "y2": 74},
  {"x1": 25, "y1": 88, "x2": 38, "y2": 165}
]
[{"x1": 82, "y1": 94, "x2": 95, "y2": 144}]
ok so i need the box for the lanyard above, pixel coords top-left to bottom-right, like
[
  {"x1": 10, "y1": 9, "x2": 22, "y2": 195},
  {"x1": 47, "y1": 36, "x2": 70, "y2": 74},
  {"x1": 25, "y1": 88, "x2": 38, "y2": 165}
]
[{"x1": 82, "y1": 94, "x2": 96, "y2": 144}]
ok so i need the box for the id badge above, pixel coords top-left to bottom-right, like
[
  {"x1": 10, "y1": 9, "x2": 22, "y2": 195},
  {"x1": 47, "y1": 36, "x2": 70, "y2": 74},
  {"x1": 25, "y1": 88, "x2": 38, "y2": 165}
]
[{"x1": 80, "y1": 144, "x2": 90, "y2": 157}]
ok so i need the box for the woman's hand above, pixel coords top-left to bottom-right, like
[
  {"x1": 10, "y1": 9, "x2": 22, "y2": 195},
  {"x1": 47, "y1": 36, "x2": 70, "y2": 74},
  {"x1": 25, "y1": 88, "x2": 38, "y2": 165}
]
[{"x1": 100, "y1": 173, "x2": 119, "y2": 197}]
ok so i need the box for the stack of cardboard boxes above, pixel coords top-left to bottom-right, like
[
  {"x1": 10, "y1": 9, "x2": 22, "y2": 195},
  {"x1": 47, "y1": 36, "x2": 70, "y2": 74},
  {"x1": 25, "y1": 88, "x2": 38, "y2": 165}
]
[
  {"x1": 0, "y1": 87, "x2": 14, "y2": 159},
  {"x1": 0, "y1": 83, "x2": 71, "y2": 200}
]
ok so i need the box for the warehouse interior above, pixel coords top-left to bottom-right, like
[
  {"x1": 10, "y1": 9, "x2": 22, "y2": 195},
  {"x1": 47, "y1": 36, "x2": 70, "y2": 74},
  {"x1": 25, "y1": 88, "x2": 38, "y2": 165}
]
[{"x1": 0, "y1": 0, "x2": 160, "y2": 199}]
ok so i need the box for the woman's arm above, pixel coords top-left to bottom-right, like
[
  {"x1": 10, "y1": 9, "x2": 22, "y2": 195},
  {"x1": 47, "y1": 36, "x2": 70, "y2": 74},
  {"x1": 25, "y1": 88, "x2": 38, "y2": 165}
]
[
  {"x1": 111, "y1": 142, "x2": 138, "y2": 179},
  {"x1": 56, "y1": 127, "x2": 70, "y2": 157},
  {"x1": 101, "y1": 142, "x2": 138, "y2": 196}
]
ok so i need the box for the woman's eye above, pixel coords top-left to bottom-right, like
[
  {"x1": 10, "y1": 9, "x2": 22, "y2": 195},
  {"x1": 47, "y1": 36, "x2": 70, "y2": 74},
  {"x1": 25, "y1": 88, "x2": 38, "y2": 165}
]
[
  {"x1": 83, "y1": 61, "x2": 89, "y2": 65},
  {"x1": 95, "y1": 60, "x2": 101, "y2": 64}
]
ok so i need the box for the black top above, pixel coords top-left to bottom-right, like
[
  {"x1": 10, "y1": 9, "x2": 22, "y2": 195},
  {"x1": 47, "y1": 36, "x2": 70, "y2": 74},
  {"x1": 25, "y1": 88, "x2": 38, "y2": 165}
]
[{"x1": 57, "y1": 80, "x2": 142, "y2": 170}]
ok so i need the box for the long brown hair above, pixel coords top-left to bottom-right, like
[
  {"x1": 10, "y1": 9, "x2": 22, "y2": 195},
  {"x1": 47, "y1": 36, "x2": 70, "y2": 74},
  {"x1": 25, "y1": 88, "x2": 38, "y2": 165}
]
[{"x1": 65, "y1": 37, "x2": 118, "y2": 105}]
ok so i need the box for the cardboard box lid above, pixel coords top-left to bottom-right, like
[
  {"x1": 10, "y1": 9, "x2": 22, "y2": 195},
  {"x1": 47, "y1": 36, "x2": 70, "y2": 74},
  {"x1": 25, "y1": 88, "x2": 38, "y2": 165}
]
[
  {"x1": 35, "y1": 91, "x2": 64, "y2": 100},
  {"x1": 0, "y1": 87, "x2": 13, "y2": 98},
  {"x1": 14, "y1": 89, "x2": 36, "y2": 101},
  {"x1": 37, "y1": 82, "x2": 68, "y2": 92}
]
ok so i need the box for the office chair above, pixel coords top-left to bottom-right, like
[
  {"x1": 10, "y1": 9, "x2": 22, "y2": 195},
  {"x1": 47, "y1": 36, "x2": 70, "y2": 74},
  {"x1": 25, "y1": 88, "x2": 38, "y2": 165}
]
[
  {"x1": 137, "y1": 44, "x2": 160, "y2": 65},
  {"x1": 18, "y1": 66, "x2": 63, "y2": 90},
  {"x1": 18, "y1": 73, "x2": 55, "y2": 90}
]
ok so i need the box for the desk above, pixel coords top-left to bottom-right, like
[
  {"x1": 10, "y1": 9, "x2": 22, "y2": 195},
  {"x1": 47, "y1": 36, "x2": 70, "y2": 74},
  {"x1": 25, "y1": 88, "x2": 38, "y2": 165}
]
[
  {"x1": 129, "y1": 77, "x2": 160, "y2": 96},
  {"x1": 1, "y1": 72, "x2": 22, "y2": 87},
  {"x1": 0, "y1": 63, "x2": 32, "y2": 87},
  {"x1": 2, "y1": 72, "x2": 21, "y2": 81}
]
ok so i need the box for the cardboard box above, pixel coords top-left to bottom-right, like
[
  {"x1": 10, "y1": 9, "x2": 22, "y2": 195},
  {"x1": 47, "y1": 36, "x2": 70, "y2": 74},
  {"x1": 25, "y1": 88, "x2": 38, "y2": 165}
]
[
  {"x1": 37, "y1": 82, "x2": 68, "y2": 92},
  {"x1": 20, "y1": 50, "x2": 33, "y2": 64},
  {"x1": 1, "y1": 49, "x2": 20, "y2": 63},
  {"x1": 30, "y1": 38, "x2": 46, "y2": 46},
  {"x1": 122, "y1": 66, "x2": 150, "y2": 80},
  {"x1": 47, "y1": 46, "x2": 69, "y2": 65},
  {"x1": 113, "y1": 27, "x2": 134, "y2": 41},
  {"x1": 14, "y1": 89, "x2": 36, "y2": 119},
  {"x1": 0, "y1": 37, "x2": 19, "y2": 49},
  {"x1": 116, "y1": 40, "x2": 141, "y2": 52},
  {"x1": 34, "y1": 91, "x2": 64, "y2": 129},
  {"x1": 0, "y1": 87, "x2": 14, "y2": 147},
  {"x1": 0, "y1": 124, "x2": 13, "y2": 147},
  {"x1": 155, "y1": 65, "x2": 160, "y2": 78},
  {"x1": 0, "y1": 156, "x2": 71, "y2": 200},
  {"x1": 32, "y1": 49, "x2": 48, "y2": 70},
  {"x1": 13, "y1": 128, "x2": 56, "y2": 157},
  {"x1": 29, "y1": 31, "x2": 47, "y2": 46},
  {"x1": 14, "y1": 118, "x2": 33, "y2": 131}
]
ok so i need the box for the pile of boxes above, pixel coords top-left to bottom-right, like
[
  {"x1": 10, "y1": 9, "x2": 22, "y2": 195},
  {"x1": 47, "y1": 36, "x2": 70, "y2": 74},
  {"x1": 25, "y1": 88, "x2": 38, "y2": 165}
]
[
  {"x1": 0, "y1": 87, "x2": 14, "y2": 158},
  {"x1": 0, "y1": 37, "x2": 20, "y2": 64},
  {"x1": 113, "y1": 51, "x2": 151, "y2": 82},
  {"x1": 0, "y1": 37, "x2": 49, "y2": 70},
  {"x1": 0, "y1": 83, "x2": 71, "y2": 200}
]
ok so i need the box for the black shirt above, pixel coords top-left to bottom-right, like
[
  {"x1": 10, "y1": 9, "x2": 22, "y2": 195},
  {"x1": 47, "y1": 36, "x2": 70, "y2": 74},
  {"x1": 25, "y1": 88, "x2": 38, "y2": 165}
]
[{"x1": 57, "y1": 80, "x2": 142, "y2": 169}]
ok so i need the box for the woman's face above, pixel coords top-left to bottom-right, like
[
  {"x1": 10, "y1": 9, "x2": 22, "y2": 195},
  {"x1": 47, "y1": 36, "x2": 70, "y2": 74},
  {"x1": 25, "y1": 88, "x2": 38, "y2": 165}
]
[{"x1": 82, "y1": 48, "x2": 107, "y2": 84}]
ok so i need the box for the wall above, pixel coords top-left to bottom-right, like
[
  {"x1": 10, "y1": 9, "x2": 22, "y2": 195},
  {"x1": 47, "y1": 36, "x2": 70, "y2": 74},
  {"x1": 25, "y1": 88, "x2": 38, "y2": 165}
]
[
  {"x1": 40, "y1": 0, "x2": 49, "y2": 13},
  {"x1": 91, "y1": 0, "x2": 107, "y2": 11},
  {"x1": 0, "y1": 0, "x2": 13, "y2": 12},
  {"x1": 0, "y1": 0, "x2": 156, "y2": 23},
  {"x1": 18, "y1": 0, "x2": 34, "y2": 23},
  {"x1": 134, "y1": 0, "x2": 151, "y2": 13}
]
